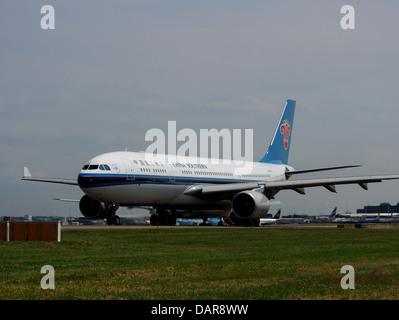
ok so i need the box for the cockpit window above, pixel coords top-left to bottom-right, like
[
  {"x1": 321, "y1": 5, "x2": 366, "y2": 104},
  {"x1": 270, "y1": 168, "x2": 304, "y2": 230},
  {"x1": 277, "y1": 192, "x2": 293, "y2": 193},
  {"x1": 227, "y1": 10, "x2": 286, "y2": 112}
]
[
  {"x1": 82, "y1": 164, "x2": 111, "y2": 171},
  {"x1": 99, "y1": 164, "x2": 111, "y2": 171}
]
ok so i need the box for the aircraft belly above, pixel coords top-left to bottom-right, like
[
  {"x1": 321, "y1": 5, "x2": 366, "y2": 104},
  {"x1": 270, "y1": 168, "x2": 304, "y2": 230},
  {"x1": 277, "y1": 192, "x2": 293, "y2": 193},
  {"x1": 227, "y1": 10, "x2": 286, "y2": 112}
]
[
  {"x1": 82, "y1": 183, "x2": 232, "y2": 211},
  {"x1": 167, "y1": 194, "x2": 232, "y2": 210},
  {"x1": 82, "y1": 183, "x2": 186, "y2": 206}
]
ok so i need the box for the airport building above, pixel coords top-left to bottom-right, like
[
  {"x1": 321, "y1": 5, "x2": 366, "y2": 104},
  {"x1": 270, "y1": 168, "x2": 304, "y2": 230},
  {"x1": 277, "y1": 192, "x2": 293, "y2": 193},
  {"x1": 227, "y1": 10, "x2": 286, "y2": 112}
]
[{"x1": 357, "y1": 202, "x2": 399, "y2": 214}]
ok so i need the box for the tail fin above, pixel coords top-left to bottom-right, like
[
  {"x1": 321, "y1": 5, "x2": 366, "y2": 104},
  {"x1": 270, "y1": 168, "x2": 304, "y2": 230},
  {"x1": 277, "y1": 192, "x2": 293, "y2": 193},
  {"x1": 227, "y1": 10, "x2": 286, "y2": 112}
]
[
  {"x1": 273, "y1": 209, "x2": 281, "y2": 219},
  {"x1": 259, "y1": 99, "x2": 296, "y2": 165},
  {"x1": 327, "y1": 207, "x2": 337, "y2": 221}
]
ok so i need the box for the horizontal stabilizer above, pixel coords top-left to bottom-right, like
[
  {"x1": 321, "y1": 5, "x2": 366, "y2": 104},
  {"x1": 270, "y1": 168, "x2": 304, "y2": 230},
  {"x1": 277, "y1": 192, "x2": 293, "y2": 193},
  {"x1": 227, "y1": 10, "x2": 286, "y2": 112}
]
[{"x1": 286, "y1": 165, "x2": 362, "y2": 178}]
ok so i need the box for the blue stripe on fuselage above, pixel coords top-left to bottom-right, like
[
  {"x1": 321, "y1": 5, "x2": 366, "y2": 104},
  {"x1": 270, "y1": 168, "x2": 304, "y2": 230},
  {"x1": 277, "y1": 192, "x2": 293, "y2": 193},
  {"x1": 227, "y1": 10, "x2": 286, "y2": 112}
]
[{"x1": 77, "y1": 173, "x2": 255, "y2": 189}]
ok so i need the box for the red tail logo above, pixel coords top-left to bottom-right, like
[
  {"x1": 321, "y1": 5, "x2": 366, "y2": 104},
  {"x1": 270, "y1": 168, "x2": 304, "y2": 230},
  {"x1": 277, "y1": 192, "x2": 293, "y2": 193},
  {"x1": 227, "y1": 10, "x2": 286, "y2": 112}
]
[{"x1": 280, "y1": 120, "x2": 291, "y2": 150}]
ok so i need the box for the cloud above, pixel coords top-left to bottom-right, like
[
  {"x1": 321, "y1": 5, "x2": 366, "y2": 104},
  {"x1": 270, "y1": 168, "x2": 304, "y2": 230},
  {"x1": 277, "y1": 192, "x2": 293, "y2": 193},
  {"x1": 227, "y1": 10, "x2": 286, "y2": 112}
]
[{"x1": 208, "y1": 96, "x2": 279, "y2": 113}]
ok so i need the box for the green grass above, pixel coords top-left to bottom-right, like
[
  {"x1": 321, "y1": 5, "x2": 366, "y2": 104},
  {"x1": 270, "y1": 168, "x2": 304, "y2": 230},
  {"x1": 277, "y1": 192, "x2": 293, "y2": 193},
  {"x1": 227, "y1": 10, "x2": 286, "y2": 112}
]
[{"x1": 1, "y1": 226, "x2": 399, "y2": 300}]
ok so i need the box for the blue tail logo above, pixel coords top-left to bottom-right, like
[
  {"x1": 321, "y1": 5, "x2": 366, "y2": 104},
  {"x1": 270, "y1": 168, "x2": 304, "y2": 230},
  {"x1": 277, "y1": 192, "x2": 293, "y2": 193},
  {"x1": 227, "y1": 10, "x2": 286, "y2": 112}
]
[{"x1": 259, "y1": 99, "x2": 296, "y2": 165}]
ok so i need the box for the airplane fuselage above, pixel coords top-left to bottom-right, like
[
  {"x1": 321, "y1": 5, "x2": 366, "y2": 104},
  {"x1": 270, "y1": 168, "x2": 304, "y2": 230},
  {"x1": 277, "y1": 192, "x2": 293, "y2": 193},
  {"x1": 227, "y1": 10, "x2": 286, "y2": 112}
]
[{"x1": 77, "y1": 151, "x2": 290, "y2": 216}]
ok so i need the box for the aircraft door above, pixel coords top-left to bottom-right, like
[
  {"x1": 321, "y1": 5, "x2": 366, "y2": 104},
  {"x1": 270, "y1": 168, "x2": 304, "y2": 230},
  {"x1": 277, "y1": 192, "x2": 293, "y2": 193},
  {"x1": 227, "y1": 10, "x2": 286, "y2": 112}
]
[
  {"x1": 167, "y1": 164, "x2": 176, "y2": 182},
  {"x1": 121, "y1": 159, "x2": 135, "y2": 180}
]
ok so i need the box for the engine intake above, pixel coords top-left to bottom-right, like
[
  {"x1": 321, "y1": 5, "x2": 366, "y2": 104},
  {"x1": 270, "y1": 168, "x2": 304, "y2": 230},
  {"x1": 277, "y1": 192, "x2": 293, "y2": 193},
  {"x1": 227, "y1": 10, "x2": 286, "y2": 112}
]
[
  {"x1": 232, "y1": 190, "x2": 270, "y2": 220},
  {"x1": 79, "y1": 195, "x2": 111, "y2": 219}
]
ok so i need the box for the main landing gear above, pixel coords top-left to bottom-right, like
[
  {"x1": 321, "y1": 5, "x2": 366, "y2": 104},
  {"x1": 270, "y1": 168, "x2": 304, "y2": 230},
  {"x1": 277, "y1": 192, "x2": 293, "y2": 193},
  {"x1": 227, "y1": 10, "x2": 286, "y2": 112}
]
[
  {"x1": 106, "y1": 203, "x2": 120, "y2": 225},
  {"x1": 150, "y1": 209, "x2": 176, "y2": 226}
]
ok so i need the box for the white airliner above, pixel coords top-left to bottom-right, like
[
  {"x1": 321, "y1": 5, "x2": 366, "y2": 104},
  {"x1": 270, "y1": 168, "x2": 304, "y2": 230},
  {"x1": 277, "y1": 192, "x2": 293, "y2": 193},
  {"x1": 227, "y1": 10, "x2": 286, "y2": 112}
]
[
  {"x1": 259, "y1": 209, "x2": 281, "y2": 225},
  {"x1": 22, "y1": 99, "x2": 399, "y2": 226}
]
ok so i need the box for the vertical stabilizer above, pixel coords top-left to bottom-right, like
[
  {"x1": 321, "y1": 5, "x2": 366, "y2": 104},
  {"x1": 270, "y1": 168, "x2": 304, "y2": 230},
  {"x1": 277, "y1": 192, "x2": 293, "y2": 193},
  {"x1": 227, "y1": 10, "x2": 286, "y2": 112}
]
[
  {"x1": 259, "y1": 99, "x2": 296, "y2": 165},
  {"x1": 327, "y1": 207, "x2": 337, "y2": 221}
]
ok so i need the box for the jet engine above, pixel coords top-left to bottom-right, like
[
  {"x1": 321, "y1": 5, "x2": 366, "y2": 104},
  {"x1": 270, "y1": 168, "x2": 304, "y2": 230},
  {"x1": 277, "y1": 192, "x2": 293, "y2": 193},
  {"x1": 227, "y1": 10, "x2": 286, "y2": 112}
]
[
  {"x1": 79, "y1": 195, "x2": 112, "y2": 219},
  {"x1": 231, "y1": 190, "x2": 270, "y2": 220}
]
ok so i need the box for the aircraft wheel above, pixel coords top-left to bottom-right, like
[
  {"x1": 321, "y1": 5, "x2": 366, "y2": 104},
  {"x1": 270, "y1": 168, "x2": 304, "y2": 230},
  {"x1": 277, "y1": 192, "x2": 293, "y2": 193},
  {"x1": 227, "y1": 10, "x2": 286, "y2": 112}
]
[
  {"x1": 229, "y1": 212, "x2": 243, "y2": 226},
  {"x1": 106, "y1": 215, "x2": 120, "y2": 225},
  {"x1": 150, "y1": 214, "x2": 159, "y2": 226},
  {"x1": 168, "y1": 215, "x2": 176, "y2": 226},
  {"x1": 106, "y1": 213, "x2": 113, "y2": 225}
]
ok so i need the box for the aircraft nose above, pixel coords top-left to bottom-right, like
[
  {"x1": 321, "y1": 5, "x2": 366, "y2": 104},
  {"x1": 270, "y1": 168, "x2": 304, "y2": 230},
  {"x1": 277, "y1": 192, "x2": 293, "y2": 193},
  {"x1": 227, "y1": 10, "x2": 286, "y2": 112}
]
[
  {"x1": 77, "y1": 173, "x2": 84, "y2": 187},
  {"x1": 78, "y1": 172, "x2": 90, "y2": 188}
]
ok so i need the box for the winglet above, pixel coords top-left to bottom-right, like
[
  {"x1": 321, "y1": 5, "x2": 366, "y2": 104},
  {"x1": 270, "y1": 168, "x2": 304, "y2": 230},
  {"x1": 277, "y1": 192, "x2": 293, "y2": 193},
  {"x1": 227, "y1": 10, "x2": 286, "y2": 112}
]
[
  {"x1": 23, "y1": 167, "x2": 31, "y2": 178},
  {"x1": 21, "y1": 168, "x2": 79, "y2": 185}
]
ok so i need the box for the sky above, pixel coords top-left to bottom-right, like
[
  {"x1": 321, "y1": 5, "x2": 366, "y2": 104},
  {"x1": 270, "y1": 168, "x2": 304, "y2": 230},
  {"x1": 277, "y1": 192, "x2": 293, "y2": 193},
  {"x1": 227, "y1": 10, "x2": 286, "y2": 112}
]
[{"x1": 1, "y1": 0, "x2": 399, "y2": 217}]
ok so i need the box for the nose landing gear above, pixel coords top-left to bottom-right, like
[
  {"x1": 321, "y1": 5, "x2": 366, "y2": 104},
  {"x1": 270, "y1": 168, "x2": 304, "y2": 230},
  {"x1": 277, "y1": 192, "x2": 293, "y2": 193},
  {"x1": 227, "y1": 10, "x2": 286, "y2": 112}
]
[{"x1": 106, "y1": 203, "x2": 120, "y2": 225}]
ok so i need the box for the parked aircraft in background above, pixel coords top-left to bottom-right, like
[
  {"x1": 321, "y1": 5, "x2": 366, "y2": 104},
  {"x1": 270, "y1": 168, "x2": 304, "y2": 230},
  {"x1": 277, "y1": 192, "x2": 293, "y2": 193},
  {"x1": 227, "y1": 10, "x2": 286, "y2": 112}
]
[
  {"x1": 331, "y1": 212, "x2": 398, "y2": 224},
  {"x1": 327, "y1": 207, "x2": 338, "y2": 222},
  {"x1": 176, "y1": 217, "x2": 224, "y2": 226},
  {"x1": 22, "y1": 99, "x2": 399, "y2": 226},
  {"x1": 260, "y1": 209, "x2": 281, "y2": 225},
  {"x1": 359, "y1": 213, "x2": 381, "y2": 223}
]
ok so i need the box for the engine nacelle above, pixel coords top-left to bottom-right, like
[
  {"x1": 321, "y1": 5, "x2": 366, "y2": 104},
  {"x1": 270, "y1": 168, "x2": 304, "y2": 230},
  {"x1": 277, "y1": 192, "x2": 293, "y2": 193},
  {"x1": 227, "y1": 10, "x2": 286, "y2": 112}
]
[
  {"x1": 79, "y1": 195, "x2": 111, "y2": 219},
  {"x1": 232, "y1": 190, "x2": 270, "y2": 220}
]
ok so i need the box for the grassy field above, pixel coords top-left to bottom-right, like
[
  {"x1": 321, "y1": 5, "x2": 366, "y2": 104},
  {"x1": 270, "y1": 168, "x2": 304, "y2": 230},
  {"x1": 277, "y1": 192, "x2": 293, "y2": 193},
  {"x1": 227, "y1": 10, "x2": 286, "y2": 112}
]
[{"x1": 1, "y1": 226, "x2": 399, "y2": 300}]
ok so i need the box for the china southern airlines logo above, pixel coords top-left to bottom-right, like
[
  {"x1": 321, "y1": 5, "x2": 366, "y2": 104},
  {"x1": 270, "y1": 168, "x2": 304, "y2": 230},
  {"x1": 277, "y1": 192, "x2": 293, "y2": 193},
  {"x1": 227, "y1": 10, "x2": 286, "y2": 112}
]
[{"x1": 280, "y1": 120, "x2": 291, "y2": 150}]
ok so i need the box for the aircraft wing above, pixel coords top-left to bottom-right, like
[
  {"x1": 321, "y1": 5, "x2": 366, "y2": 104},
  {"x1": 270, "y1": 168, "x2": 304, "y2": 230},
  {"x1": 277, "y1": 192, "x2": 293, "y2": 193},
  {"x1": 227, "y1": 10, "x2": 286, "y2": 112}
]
[
  {"x1": 265, "y1": 175, "x2": 399, "y2": 195},
  {"x1": 22, "y1": 167, "x2": 78, "y2": 186},
  {"x1": 52, "y1": 198, "x2": 80, "y2": 202},
  {"x1": 184, "y1": 174, "x2": 399, "y2": 199}
]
